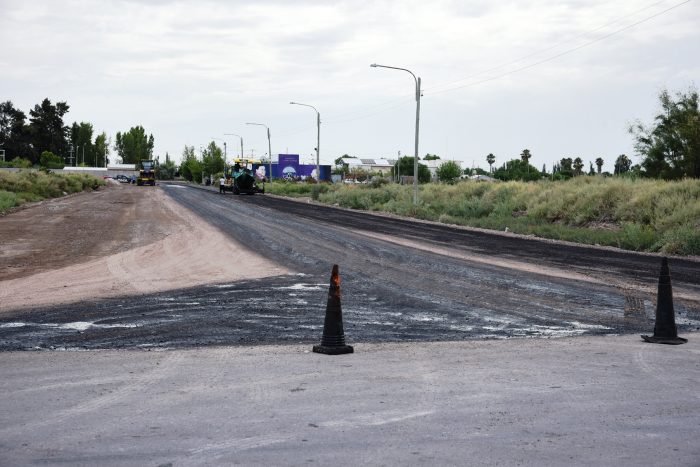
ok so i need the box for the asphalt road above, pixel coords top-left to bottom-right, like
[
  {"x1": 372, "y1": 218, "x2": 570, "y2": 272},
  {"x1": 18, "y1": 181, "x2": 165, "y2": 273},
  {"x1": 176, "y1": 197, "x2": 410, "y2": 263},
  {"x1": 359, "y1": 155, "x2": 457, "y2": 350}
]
[
  {"x1": 2, "y1": 336, "x2": 699, "y2": 466},
  {"x1": 1, "y1": 184, "x2": 697, "y2": 350},
  {"x1": 2, "y1": 185, "x2": 700, "y2": 466}
]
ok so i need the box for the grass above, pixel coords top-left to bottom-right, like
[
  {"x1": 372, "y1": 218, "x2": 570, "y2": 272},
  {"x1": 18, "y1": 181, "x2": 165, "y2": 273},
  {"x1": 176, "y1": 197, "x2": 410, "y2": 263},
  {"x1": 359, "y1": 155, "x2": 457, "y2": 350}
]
[
  {"x1": 310, "y1": 176, "x2": 699, "y2": 255},
  {"x1": 0, "y1": 170, "x2": 105, "y2": 213}
]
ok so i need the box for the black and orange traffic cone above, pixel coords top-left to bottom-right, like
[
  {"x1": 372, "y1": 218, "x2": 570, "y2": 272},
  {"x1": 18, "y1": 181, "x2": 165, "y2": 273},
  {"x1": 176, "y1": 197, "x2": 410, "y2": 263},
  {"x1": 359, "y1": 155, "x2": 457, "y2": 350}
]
[
  {"x1": 642, "y1": 257, "x2": 687, "y2": 345},
  {"x1": 313, "y1": 265, "x2": 354, "y2": 355}
]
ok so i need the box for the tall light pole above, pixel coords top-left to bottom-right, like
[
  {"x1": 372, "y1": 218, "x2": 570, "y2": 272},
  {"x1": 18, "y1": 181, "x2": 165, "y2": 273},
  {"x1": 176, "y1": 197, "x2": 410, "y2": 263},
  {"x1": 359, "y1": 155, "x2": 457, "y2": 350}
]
[
  {"x1": 371, "y1": 63, "x2": 421, "y2": 205},
  {"x1": 246, "y1": 122, "x2": 273, "y2": 181},
  {"x1": 224, "y1": 133, "x2": 244, "y2": 162},
  {"x1": 290, "y1": 102, "x2": 320, "y2": 183},
  {"x1": 211, "y1": 137, "x2": 228, "y2": 175},
  {"x1": 210, "y1": 137, "x2": 228, "y2": 160}
]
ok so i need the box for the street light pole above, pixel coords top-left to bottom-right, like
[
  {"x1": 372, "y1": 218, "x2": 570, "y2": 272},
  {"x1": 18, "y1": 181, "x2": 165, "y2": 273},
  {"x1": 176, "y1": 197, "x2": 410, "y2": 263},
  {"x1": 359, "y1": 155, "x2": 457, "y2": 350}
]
[
  {"x1": 370, "y1": 63, "x2": 421, "y2": 205},
  {"x1": 290, "y1": 102, "x2": 320, "y2": 183},
  {"x1": 224, "y1": 133, "x2": 244, "y2": 161},
  {"x1": 210, "y1": 137, "x2": 227, "y2": 159},
  {"x1": 246, "y1": 122, "x2": 273, "y2": 181}
]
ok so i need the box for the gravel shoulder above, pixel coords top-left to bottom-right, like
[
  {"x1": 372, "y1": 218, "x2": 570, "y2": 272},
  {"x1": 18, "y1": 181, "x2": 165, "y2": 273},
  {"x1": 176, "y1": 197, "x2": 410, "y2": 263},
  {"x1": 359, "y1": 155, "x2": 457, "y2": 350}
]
[{"x1": 0, "y1": 183, "x2": 288, "y2": 313}]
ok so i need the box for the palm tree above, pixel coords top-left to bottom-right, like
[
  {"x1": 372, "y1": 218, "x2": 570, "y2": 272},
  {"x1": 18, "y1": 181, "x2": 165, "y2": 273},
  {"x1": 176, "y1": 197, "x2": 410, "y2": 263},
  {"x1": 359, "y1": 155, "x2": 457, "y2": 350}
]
[
  {"x1": 520, "y1": 149, "x2": 532, "y2": 175},
  {"x1": 573, "y1": 157, "x2": 584, "y2": 176},
  {"x1": 520, "y1": 149, "x2": 532, "y2": 165},
  {"x1": 486, "y1": 153, "x2": 495, "y2": 173},
  {"x1": 595, "y1": 157, "x2": 604, "y2": 174}
]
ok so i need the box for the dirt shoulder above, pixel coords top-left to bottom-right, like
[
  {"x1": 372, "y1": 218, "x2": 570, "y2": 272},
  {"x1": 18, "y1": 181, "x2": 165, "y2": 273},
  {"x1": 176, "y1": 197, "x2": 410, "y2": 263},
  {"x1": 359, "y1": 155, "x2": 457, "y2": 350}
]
[{"x1": 0, "y1": 183, "x2": 288, "y2": 313}]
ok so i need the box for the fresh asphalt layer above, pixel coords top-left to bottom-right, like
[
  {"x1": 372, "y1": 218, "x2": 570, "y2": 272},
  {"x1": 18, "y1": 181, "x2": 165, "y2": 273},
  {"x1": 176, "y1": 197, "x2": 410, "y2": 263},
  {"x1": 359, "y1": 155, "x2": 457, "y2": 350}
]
[
  {"x1": 1, "y1": 335, "x2": 699, "y2": 466},
  {"x1": 1, "y1": 183, "x2": 699, "y2": 350}
]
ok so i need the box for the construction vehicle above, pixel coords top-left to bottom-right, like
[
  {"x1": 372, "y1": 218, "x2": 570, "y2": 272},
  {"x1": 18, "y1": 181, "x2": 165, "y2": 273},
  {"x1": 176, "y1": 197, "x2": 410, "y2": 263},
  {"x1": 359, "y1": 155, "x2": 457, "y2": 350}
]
[
  {"x1": 137, "y1": 160, "x2": 156, "y2": 186},
  {"x1": 224, "y1": 159, "x2": 265, "y2": 195}
]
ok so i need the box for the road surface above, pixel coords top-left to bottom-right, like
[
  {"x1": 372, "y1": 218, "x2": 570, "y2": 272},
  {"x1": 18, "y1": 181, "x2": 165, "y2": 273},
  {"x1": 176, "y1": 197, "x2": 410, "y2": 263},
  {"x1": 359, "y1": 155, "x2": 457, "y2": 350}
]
[
  {"x1": 1, "y1": 183, "x2": 698, "y2": 349},
  {"x1": 1, "y1": 183, "x2": 699, "y2": 466}
]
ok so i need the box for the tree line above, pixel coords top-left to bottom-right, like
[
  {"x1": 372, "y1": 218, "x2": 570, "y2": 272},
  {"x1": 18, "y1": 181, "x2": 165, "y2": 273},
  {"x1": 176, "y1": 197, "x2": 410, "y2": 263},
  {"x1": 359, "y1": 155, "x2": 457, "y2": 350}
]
[
  {"x1": 0, "y1": 98, "x2": 156, "y2": 168},
  {"x1": 486, "y1": 87, "x2": 699, "y2": 181},
  {"x1": 3, "y1": 87, "x2": 696, "y2": 180}
]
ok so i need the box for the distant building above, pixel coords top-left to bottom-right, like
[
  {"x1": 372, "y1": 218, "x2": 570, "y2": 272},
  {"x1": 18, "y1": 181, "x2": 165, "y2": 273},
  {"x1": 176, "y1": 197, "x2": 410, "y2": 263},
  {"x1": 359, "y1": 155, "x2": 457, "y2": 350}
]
[
  {"x1": 346, "y1": 157, "x2": 397, "y2": 175},
  {"x1": 421, "y1": 159, "x2": 463, "y2": 181}
]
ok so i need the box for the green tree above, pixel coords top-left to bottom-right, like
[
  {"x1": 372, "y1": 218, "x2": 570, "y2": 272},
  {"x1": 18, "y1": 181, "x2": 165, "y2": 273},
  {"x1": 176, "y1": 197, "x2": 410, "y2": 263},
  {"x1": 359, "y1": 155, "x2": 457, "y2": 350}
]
[
  {"x1": 202, "y1": 141, "x2": 225, "y2": 176},
  {"x1": 614, "y1": 154, "x2": 631, "y2": 175},
  {"x1": 333, "y1": 154, "x2": 355, "y2": 176},
  {"x1": 595, "y1": 157, "x2": 604, "y2": 174},
  {"x1": 394, "y1": 156, "x2": 431, "y2": 183},
  {"x1": 28, "y1": 98, "x2": 70, "y2": 163},
  {"x1": 573, "y1": 157, "x2": 584, "y2": 176},
  {"x1": 436, "y1": 160, "x2": 462, "y2": 183},
  {"x1": 115, "y1": 125, "x2": 154, "y2": 164},
  {"x1": 349, "y1": 166, "x2": 370, "y2": 182},
  {"x1": 179, "y1": 145, "x2": 202, "y2": 182},
  {"x1": 70, "y1": 122, "x2": 94, "y2": 166},
  {"x1": 423, "y1": 153, "x2": 441, "y2": 160},
  {"x1": 94, "y1": 132, "x2": 109, "y2": 167},
  {"x1": 493, "y1": 159, "x2": 541, "y2": 181},
  {"x1": 0, "y1": 101, "x2": 32, "y2": 162},
  {"x1": 520, "y1": 149, "x2": 532, "y2": 165},
  {"x1": 156, "y1": 158, "x2": 177, "y2": 180},
  {"x1": 559, "y1": 158, "x2": 573, "y2": 178},
  {"x1": 630, "y1": 87, "x2": 700, "y2": 179},
  {"x1": 520, "y1": 149, "x2": 533, "y2": 177},
  {"x1": 486, "y1": 153, "x2": 495, "y2": 173},
  {"x1": 39, "y1": 151, "x2": 65, "y2": 169}
]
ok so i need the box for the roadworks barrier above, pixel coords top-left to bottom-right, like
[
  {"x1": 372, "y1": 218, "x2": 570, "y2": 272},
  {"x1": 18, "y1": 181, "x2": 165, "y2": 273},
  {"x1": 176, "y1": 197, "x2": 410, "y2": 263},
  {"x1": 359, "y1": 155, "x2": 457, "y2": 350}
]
[
  {"x1": 641, "y1": 257, "x2": 688, "y2": 345},
  {"x1": 313, "y1": 264, "x2": 354, "y2": 355}
]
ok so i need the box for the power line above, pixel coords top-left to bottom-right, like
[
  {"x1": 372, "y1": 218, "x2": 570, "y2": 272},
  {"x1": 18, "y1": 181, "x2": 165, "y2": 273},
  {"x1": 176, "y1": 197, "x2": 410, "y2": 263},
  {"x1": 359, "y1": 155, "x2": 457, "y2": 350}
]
[
  {"x1": 427, "y1": 0, "x2": 691, "y2": 96},
  {"x1": 277, "y1": 0, "x2": 691, "y2": 137},
  {"x1": 424, "y1": 0, "x2": 673, "y2": 94}
]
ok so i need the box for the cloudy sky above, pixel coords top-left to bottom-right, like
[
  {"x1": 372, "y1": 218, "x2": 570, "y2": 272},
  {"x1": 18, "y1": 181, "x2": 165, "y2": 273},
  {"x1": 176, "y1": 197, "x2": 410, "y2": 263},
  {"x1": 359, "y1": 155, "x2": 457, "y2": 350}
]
[{"x1": 2, "y1": 0, "x2": 698, "y2": 171}]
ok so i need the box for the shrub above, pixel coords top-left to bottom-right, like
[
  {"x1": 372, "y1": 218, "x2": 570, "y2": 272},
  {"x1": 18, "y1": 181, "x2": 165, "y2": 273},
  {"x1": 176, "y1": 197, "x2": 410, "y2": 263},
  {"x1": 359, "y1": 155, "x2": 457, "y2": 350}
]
[
  {"x1": 0, "y1": 158, "x2": 33, "y2": 168},
  {"x1": 0, "y1": 171, "x2": 105, "y2": 213},
  {"x1": 39, "y1": 151, "x2": 65, "y2": 169}
]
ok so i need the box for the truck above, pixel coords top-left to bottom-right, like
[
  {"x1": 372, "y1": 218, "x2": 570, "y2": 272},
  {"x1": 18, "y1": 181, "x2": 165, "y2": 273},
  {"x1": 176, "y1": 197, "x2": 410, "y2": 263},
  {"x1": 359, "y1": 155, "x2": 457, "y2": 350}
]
[{"x1": 137, "y1": 160, "x2": 156, "y2": 186}]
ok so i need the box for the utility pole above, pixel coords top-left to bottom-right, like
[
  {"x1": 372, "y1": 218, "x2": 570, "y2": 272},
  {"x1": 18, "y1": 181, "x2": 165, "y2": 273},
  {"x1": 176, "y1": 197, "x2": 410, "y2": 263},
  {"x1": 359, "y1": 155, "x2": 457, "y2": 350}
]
[
  {"x1": 290, "y1": 102, "x2": 320, "y2": 183},
  {"x1": 224, "y1": 134, "x2": 243, "y2": 161},
  {"x1": 246, "y1": 122, "x2": 274, "y2": 181},
  {"x1": 371, "y1": 64, "x2": 421, "y2": 205}
]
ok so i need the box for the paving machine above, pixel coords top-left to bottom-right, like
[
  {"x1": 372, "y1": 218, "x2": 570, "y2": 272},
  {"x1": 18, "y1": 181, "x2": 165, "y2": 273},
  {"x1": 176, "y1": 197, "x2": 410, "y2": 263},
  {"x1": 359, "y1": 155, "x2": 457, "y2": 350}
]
[
  {"x1": 227, "y1": 159, "x2": 265, "y2": 195},
  {"x1": 137, "y1": 160, "x2": 156, "y2": 186}
]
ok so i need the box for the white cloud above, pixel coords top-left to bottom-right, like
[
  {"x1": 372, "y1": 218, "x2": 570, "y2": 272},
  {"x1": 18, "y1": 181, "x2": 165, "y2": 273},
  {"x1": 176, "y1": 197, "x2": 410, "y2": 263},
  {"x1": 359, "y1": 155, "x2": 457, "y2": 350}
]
[{"x1": 1, "y1": 0, "x2": 698, "y2": 171}]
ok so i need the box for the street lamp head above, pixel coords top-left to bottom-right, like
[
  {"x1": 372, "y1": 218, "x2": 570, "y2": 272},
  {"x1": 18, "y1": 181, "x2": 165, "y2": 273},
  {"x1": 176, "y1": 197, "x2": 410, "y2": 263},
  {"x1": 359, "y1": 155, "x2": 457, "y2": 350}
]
[
  {"x1": 289, "y1": 101, "x2": 296, "y2": 105},
  {"x1": 370, "y1": 63, "x2": 378, "y2": 67}
]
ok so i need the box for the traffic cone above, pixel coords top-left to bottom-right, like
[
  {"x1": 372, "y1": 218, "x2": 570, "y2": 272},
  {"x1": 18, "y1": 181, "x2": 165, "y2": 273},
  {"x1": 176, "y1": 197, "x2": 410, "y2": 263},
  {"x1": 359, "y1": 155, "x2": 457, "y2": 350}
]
[
  {"x1": 641, "y1": 257, "x2": 687, "y2": 345},
  {"x1": 313, "y1": 265, "x2": 354, "y2": 355}
]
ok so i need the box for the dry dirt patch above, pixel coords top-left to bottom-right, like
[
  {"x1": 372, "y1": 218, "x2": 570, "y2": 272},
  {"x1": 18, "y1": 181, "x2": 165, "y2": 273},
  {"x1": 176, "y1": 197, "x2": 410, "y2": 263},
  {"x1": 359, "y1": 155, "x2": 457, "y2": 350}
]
[{"x1": 0, "y1": 184, "x2": 288, "y2": 313}]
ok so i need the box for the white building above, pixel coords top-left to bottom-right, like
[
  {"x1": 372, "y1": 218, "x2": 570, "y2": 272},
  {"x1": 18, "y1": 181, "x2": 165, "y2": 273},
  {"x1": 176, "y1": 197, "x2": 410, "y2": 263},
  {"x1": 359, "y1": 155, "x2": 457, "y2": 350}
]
[
  {"x1": 345, "y1": 158, "x2": 397, "y2": 175},
  {"x1": 422, "y1": 159, "x2": 463, "y2": 181}
]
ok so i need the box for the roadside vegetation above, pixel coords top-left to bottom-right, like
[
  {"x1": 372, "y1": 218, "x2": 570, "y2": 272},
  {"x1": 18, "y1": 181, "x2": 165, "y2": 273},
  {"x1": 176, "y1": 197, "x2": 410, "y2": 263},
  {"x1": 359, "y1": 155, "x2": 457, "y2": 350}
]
[
  {"x1": 268, "y1": 86, "x2": 700, "y2": 255},
  {"x1": 0, "y1": 170, "x2": 104, "y2": 213},
  {"x1": 268, "y1": 176, "x2": 700, "y2": 255}
]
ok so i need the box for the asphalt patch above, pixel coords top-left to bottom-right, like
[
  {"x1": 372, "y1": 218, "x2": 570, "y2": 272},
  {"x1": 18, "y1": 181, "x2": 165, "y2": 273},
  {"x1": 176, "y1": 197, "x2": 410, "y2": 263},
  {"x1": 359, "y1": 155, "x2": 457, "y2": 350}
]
[{"x1": 3, "y1": 272, "x2": 697, "y2": 351}]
